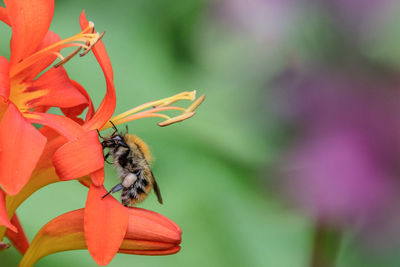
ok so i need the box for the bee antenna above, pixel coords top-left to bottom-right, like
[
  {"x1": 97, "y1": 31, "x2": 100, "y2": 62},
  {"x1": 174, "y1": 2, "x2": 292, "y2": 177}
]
[
  {"x1": 125, "y1": 124, "x2": 129, "y2": 133},
  {"x1": 109, "y1": 121, "x2": 118, "y2": 134},
  {"x1": 97, "y1": 129, "x2": 105, "y2": 140}
]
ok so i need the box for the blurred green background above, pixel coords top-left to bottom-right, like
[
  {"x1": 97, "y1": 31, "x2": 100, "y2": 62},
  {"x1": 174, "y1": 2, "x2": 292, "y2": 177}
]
[{"x1": 1, "y1": 0, "x2": 400, "y2": 266}]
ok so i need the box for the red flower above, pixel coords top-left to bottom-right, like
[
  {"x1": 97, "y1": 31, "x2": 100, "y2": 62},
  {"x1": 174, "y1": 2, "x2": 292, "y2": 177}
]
[
  {"x1": 23, "y1": 86, "x2": 203, "y2": 264},
  {"x1": 18, "y1": 205, "x2": 181, "y2": 266},
  {"x1": 0, "y1": 0, "x2": 105, "y2": 197},
  {"x1": 0, "y1": 1, "x2": 205, "y2": 264}
]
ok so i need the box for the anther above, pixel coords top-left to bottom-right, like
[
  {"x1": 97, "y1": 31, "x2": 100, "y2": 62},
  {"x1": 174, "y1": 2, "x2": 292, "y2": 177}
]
[
  {"x1": 80, "y1": 31, "x2": 105, "y2": 57},
  {"x1": 53, "y1": 47, "x2": 82, "y2": 68},
  {"x1": 185, "y1": 94, "x2": 205, "y2": 113},
  {"x1": 158, "y1": 112, "x2": 195, "y2": 127},
  {"x1": 88, "y1": 21, "x2": 95, "y2": 32},
  {"x1": 154, "y1": 91, "x2": 197, "y2": 108},
  {"x1": 0, "y1": 242, "x2": 10, "y2": 251}
]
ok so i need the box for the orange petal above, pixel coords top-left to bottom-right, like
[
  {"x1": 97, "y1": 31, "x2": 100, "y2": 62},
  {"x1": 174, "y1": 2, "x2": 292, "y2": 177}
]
[
  {"x1": 28, "y1": 67, "x2": 87, "y2": 109},
  {"x1": 0, "y1": 104, "x2": 46, "y2": 195},
  {"x1": 52, "y1": 130, "x2": 104, "y2": 180},
  {"x1": 26, "y1": 112, "x2": 83, "y2": 140},
  {"x1": 90, "y1": 168, "x2": 104, "y2": 186},
  {"x1": 0, "y1": 7, "x2": 10, "y2": 26},
  {"x1": 6, "y1": 214, "x2": 29, "y2": 254},
  {"x1": 84, "y1": 184, "x2": 128, "y2": 265},
  {"x1": 19, "y1": 209, "x2": 87, "y2": 267},
  {"x1": 24, "y1": 30, "x2": 61, "y2": 80},
  {"x1": 0, "y1": 56, "x2": 9, "y2": 98},
  {"x1": 61, "y1": 80, "x2": 95, "y2": 122},
  {"x1": 0, "y1": 190, "x2": 16, "y2": 232},
  {"x1": 0, "y1": 166, "x2": 59, "y2": 242},
  {"x1": 0, "y1": 134, "x2": 64, "y2": 242},
  {"x1": 83, "y1": 71, "x2": 115, "y2": 131},
  {"x1": 79, "y1": 11, "x2": 113, "y2": 81},
  {"x1": 39, "y1": 125, "x2": 64, "y2": 141},
  {"x1": 120, "y1": 246, "x2": 181, "y2": 256},
  {"x1": 36, "y1": 130, "x2": 67, "y2": 171},
  {"x1": 78, "y1": 175, "x2": 92, "y2": 188},
  {"x1": 0, "y1": 97, "x2": 8, "y2": 119},
  {"x1": 4, "y1": 0, "x2": 54, "y2": 66},
  {"x1": 79, "y1": 11, "x2": 116, "y2": 131},
  {"x1": 19, "y1": 207, "x2": 181, "y2": 266},
  {"x1": 125, "y1": 208, "x2": 182, "y2": 244}
]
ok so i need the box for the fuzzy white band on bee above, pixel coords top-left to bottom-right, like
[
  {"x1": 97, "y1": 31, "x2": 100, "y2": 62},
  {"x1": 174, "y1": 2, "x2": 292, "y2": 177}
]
[{"x1": 122, "y1": 173, "x2": 137, "y2": 187}]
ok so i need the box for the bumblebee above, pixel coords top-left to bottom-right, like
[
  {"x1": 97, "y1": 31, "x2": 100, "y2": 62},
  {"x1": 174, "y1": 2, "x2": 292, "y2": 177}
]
[{"x1": 99, "y1": 122, "x2": 162, "y2": 206}]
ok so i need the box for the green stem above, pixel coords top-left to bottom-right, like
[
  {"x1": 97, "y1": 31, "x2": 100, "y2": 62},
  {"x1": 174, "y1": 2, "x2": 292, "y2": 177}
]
[{"x1": 310, "y1": 221, "x2": 341, "y2": 267}]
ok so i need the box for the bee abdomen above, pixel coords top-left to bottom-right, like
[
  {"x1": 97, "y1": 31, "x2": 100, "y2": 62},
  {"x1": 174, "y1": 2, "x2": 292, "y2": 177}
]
[
  {"x1": 121, "y1": 190, "x2": 131, "y2": 206},
  {"x1": 121, "y1": 178, "x2": 151, "y2": 207}
]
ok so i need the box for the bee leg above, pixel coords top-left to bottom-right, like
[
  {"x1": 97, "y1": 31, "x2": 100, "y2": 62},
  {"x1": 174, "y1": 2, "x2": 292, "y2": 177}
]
[
  {"x1": 102, "y1": 183, "x2": 124, "y2": 199},
  {"x1": 104, "y1": 152, "x2": 113, "y2": 164}
]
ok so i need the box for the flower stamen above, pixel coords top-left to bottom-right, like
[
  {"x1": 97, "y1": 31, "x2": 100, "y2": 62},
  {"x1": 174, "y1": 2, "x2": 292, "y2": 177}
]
[
  {"x1": 185, "y1": 94, "x2": 205, "y2": 113},
  {"x1": 53, "y1": 47, "x2": 82, "y2": 68},
  {"x1": 80, "y1": 31, "x2": 105, "y2": 57},
  {"x1": 50, "y1": 51, "x2": 65, "y2": 61},
  {"x1": 10, "y1": 22, "x2": 104, "y2": 77},
  {"x1": 158, "y1": 112, "x2": 195, "y2": 127},
  {"x1": 101, "y1": 91, "x2": 205, "y2": 130}
]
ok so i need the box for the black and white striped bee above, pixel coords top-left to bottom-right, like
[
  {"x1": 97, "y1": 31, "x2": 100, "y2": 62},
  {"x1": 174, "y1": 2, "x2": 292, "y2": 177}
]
[{"x1": 99, "y1": 122, "x2": 162, "y2": 206}]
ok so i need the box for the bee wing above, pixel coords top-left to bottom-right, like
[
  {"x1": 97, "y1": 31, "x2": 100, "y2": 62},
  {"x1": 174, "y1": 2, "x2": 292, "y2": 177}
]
[{"x1": 150, "y1": 170, "x2": 163, "y2": 204}]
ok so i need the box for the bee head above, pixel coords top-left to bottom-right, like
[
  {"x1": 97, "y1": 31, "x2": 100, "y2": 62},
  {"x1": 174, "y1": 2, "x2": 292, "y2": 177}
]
[{"x1": 101, "y1": 134, "x2": 129, "y2": 149}]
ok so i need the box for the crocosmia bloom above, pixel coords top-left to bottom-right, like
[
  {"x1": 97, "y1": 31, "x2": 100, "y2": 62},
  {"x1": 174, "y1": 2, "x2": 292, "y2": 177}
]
[
  {"x1": 19, "y1": 188, "x2": 182, "y2": 267},
  {"x1": 0, "y1": 0, "x2": 103, "y2": 197},
  {"x1": 0, "y1": 0, "x2": 204, "y2": 265}
]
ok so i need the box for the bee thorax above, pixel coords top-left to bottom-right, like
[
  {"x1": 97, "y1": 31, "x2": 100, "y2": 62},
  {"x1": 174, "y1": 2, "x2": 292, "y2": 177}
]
[{"x1": 122, "y1": 173, "x2": 137, "y2": 187}]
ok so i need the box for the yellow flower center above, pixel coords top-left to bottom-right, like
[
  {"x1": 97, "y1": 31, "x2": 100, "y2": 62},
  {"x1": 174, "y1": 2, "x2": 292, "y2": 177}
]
[
  {"x1": 8, "y1": 79, "x2": 46, "y2": 113},
  {"x1": 7, "y1": 22, "x2": 104, "y2": 113}
]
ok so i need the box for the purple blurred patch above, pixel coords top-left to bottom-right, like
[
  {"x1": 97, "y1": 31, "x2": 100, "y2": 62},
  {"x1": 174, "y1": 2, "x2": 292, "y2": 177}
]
[
  {"x1": 323, "y1": 0, "x2": 397, "y2": 40},
  {"x1": 286, "y1": 129, "x2": 395, "y2": 226},
  {"x1": 214, "y1": 0, "x2": 304, "y2": 43},
  {"x1": 279, "y1": 67, "x2": 400, "y2": 247}
]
